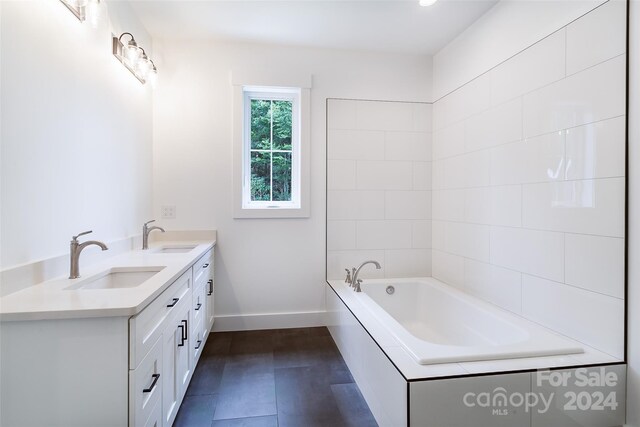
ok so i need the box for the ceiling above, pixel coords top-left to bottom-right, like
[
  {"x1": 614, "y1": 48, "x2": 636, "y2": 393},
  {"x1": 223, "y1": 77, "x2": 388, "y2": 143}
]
[{"x1": 128, "y1": 0, "x2": 498, "y2": 55}]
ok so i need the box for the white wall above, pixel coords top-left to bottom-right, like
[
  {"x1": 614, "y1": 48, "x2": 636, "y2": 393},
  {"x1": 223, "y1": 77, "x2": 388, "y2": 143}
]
[
  {"x1": 431, "y1": 0, "x2": 627, "y2": 359},
  {"x1": 433, "y1": 0, "x2": 603, "y2": 99},
  {"x1": 326, "y1": 99, "x2": 432, "y2": 280},
  {"x1": 627, "y1": 1, "x2": 639, "y2": 425},
  {"x1": 152, "y1": 40, "x2": 432, "y2": 326},
  {"x1": 0, "y1": 1, "x2": 153, "y2": 270}
]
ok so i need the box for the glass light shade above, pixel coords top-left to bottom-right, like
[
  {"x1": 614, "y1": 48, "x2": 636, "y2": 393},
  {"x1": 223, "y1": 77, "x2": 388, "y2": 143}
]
[
  {"x1": 136, "y1": 58, "x2": 153, "y2": 79},
  {"x1": 124, "y1": 44, "x2": 142, "y2": 65},
  {"x1": 146, "y1": 69, "x2": 158, "y2": 86},
  {"x1": 75, "y1": 0, "x2": 88, "y2": 7}
]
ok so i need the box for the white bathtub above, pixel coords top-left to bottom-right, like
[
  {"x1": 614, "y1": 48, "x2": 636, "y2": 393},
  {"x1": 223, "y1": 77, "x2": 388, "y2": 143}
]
[{"x1": 338, "y1": 277, "x2": 584, "y2": 365}]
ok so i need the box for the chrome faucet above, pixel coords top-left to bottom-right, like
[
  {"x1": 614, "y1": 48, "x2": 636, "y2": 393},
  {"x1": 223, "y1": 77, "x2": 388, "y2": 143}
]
[
  {"x1": 351, "y1": 260, "x2": 381, "y2": 292},
  {"x1": 142, "y1": 220, "x2": 165, "y2": 250},
  {"x1": 69, "y1": 231, "x2": 108, "y2": 279}
]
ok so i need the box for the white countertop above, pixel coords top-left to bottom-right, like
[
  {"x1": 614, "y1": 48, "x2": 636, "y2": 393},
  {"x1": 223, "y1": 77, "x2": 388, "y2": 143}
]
[{"x1": 0, "y1": 240, "x2": 216, "y2": 321}]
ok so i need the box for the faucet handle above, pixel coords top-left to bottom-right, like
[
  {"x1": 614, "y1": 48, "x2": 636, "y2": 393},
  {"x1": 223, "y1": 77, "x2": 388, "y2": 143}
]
[
  {"x1": 344, "y1": 269, "x2": 352, "y2": 284},
  {"x1": 144, "y1": 220, "x2": 156, "y2": 226},
  {"x1": 72, "y1": 230, "x2": 93, "y2": 241}
]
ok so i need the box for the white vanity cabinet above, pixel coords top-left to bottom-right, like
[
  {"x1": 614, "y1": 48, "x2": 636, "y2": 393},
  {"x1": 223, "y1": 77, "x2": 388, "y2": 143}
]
[{"x1": 0, "y1": 245, "x2": 216, "y2": 427}]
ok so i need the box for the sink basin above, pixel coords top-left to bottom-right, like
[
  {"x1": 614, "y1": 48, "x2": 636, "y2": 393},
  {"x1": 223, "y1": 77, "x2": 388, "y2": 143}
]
[
  {"x1": 150, "y1": 245, "x2": 197, "y2": 254},
  {"x1": 66, "y1": 266, "x2": 165, "y2": 290}
]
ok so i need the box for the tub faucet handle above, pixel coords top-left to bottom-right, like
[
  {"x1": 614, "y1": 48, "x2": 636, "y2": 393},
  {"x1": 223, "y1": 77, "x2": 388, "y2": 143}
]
[
  {"x1": 344, "y1": 269, "x2": 352, "y2": 284},
  {"x1": 354, "y1": 279, "x2": 363, "y2": 293}
]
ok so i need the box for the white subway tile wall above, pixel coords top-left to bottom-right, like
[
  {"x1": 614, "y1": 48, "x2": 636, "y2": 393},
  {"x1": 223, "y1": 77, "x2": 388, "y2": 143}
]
[
  {"x1": 431, "y1": 0, "x2": 626, "y2": 359},
  {"x1": 327, "y1": 99, "x2": 432, "y2": 280}
]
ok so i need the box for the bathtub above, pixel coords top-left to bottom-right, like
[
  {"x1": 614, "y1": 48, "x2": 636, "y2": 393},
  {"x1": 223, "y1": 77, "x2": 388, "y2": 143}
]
[{"x1": 338, "y1": 277, "x2": 584, "y2": 365}]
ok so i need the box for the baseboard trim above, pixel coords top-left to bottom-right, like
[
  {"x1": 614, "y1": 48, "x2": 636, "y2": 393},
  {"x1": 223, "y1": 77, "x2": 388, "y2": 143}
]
[{"x1": 212, "y1": 311, "x2": 326, "y2": 332}]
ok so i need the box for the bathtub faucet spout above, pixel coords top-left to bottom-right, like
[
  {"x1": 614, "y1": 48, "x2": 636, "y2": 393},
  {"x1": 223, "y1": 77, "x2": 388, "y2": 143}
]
[{"x1": 352, "y1": 260, "x2": 381, "y2": 292}]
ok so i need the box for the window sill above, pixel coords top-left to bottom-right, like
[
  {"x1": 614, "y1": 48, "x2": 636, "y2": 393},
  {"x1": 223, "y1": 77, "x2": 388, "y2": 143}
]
[{"x1": 233, "y1": 206, "x2": 310, "y2": 219}]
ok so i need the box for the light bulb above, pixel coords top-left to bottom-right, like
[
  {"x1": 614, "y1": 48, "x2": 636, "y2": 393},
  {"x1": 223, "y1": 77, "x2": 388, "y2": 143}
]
[{"x1": 419, "y1": 0, "x2": 437, "y2": 6}]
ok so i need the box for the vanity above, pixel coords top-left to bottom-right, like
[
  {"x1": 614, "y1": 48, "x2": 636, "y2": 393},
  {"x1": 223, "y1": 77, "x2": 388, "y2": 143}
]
[{"x1": 0, "y1": 239, "x2": 216, "y2": 427}]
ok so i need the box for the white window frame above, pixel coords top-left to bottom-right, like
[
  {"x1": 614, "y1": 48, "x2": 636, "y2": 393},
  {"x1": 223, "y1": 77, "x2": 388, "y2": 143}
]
[
  {"x1": 242, "y1": 87, "x2": 301, "y2": 210},
  {"x1": 232, "y1": 71, "x2": 311, "y2": 219}
]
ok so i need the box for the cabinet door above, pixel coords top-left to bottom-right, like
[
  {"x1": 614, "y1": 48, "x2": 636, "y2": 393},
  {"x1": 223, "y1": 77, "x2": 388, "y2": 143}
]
[
  {"x1": 161, "y1": 300, "x2": 192, "y2": 427},
  {"x1": 161, "y1": 316, "x2": 179, "y2": 427},
  {"x1": 205, "y1": 277, "x2": 215, "y2": 335},
  {"x1": 206, "y1": 251, "x2": 215, "y2": 334},
  {"x1": 175, "y1": 302, "x2": 192, "y2": 401}
]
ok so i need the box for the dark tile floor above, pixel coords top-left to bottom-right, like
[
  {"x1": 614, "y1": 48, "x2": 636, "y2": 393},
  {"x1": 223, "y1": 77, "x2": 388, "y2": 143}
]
[{"x1": 174, "y1": 327, "x2": 378, "y2": 427}]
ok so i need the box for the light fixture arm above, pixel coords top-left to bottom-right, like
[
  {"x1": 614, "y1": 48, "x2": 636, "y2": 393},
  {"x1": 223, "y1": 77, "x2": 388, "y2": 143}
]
[{"x1": 118, "y1": 32, "x2": 136, "y2": 43}]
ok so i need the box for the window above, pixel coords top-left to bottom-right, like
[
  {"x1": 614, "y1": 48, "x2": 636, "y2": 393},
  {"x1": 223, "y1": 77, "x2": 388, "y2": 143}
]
[
  {"x1": 243, "y1": 87, "x2": 301, "y2": 210},
  {"x1": 232, "y1": 73, "x2": 310, "y2": 219}
]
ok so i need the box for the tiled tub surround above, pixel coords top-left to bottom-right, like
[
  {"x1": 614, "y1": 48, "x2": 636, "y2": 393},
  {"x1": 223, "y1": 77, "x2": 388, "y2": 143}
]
[
  {"x1": 326, "y1": 99, "x2": 433, "y2": 281},
  {"x1": 430, "y1": 0, "x2": 627, "y2": 360},
  {"x1": 327, "y1": 281, "x2": 626, "y2": 427}
]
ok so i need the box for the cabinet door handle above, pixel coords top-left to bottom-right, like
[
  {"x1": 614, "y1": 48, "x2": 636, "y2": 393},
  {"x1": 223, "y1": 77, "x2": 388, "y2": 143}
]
[
  {"x1": 177, "y1": 325, "x2": 185, "y2": 347},
  {"x1": 195, "y1": 340, "x2": 202, "y2": 350},
  {"x1": 207, "y1": 280, "x2": 213, "y2": 296},
  {"x1": 195, "y1": 303, "x2": 202, "y2": 311},
  {"x1": 166, "y1": 298, "x2": 179, "y2": 308},
  {"x1": 143, "y1": 373, "x2": 160, "y2": 393},
  {"x1": 202, "y1": 263, "x2": 209, "y2": 268},
  {"x1": 181, "y1": 319, "x2": 188, "y2": 340}
]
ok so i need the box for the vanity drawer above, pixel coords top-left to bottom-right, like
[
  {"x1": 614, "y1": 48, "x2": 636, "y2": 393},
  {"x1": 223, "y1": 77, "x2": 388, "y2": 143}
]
[
  {"x1": 130, "y1": 269, "x2": 192, "y2": 369},
  {"x1": 193, "y1": 249, "x2": 213, "y2": 286},
  {"x1": 130, "y1": 335, "x2": 162, "y2": 427}
]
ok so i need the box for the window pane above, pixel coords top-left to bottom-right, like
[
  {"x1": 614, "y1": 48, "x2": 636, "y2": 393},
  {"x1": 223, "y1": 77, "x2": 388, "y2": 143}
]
[
  {"x1": 272, "y1": 152, "x2": 292, "y2": 201},
  {"x1": 250, "y1": 100, "x2": 271, "y2": 150},
  {"x1": 272, "y1": 100, "x2": 292, "y2": 150},
  {"x1": 250, "y1": 151, "x2": 271, "y2": 201}
]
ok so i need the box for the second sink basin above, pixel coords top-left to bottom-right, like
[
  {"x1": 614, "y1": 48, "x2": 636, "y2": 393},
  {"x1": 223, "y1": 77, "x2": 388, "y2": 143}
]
[
  {"x1": 66, "y1": 266, "x2": 166, "y2": 290},
  {"x1": 150, "y1": 245, "x2": 197, "y2": 254}
]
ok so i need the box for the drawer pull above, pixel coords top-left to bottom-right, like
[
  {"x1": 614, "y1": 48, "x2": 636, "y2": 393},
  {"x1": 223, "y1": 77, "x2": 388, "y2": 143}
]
[
  {"x1": 166, "y1": 298, "x2": 179, "y2": 308},
  {"x1": 202, "y1": 263, "x2": 209, "y2": 268},
  {"x1": 195, "y1": 303, "x2": 202, "y2": 311},
  {"x1": 195, "y1": 340, "x2": 202, "y2": 350},
  {"x1": 208, "y1": 280, "x2": 213, "y2": 296},
  {"x1": 143, "y1": 373, "x2": 160, "y2": 393}
]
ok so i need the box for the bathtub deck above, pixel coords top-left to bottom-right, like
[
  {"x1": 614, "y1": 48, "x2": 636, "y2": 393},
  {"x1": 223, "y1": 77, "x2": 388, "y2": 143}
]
[
  {"x1": 328, "y1": 279, "x2": 621, "y2": 380},
  {"x1": 173, "y1": 327, "x2": 378, "y2": 427}
]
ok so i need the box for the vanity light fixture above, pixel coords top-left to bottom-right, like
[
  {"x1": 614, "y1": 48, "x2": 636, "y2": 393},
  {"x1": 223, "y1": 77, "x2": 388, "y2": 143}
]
[
  {"x1": 419, "y1": 0, "x2": 438, "y2": 6},
  {"x1": 59, "y1": 0, "x2": 100, "y2": 23},
  {"x1": 112, "y1": 33, "x2": 157, "y2": 84}
]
